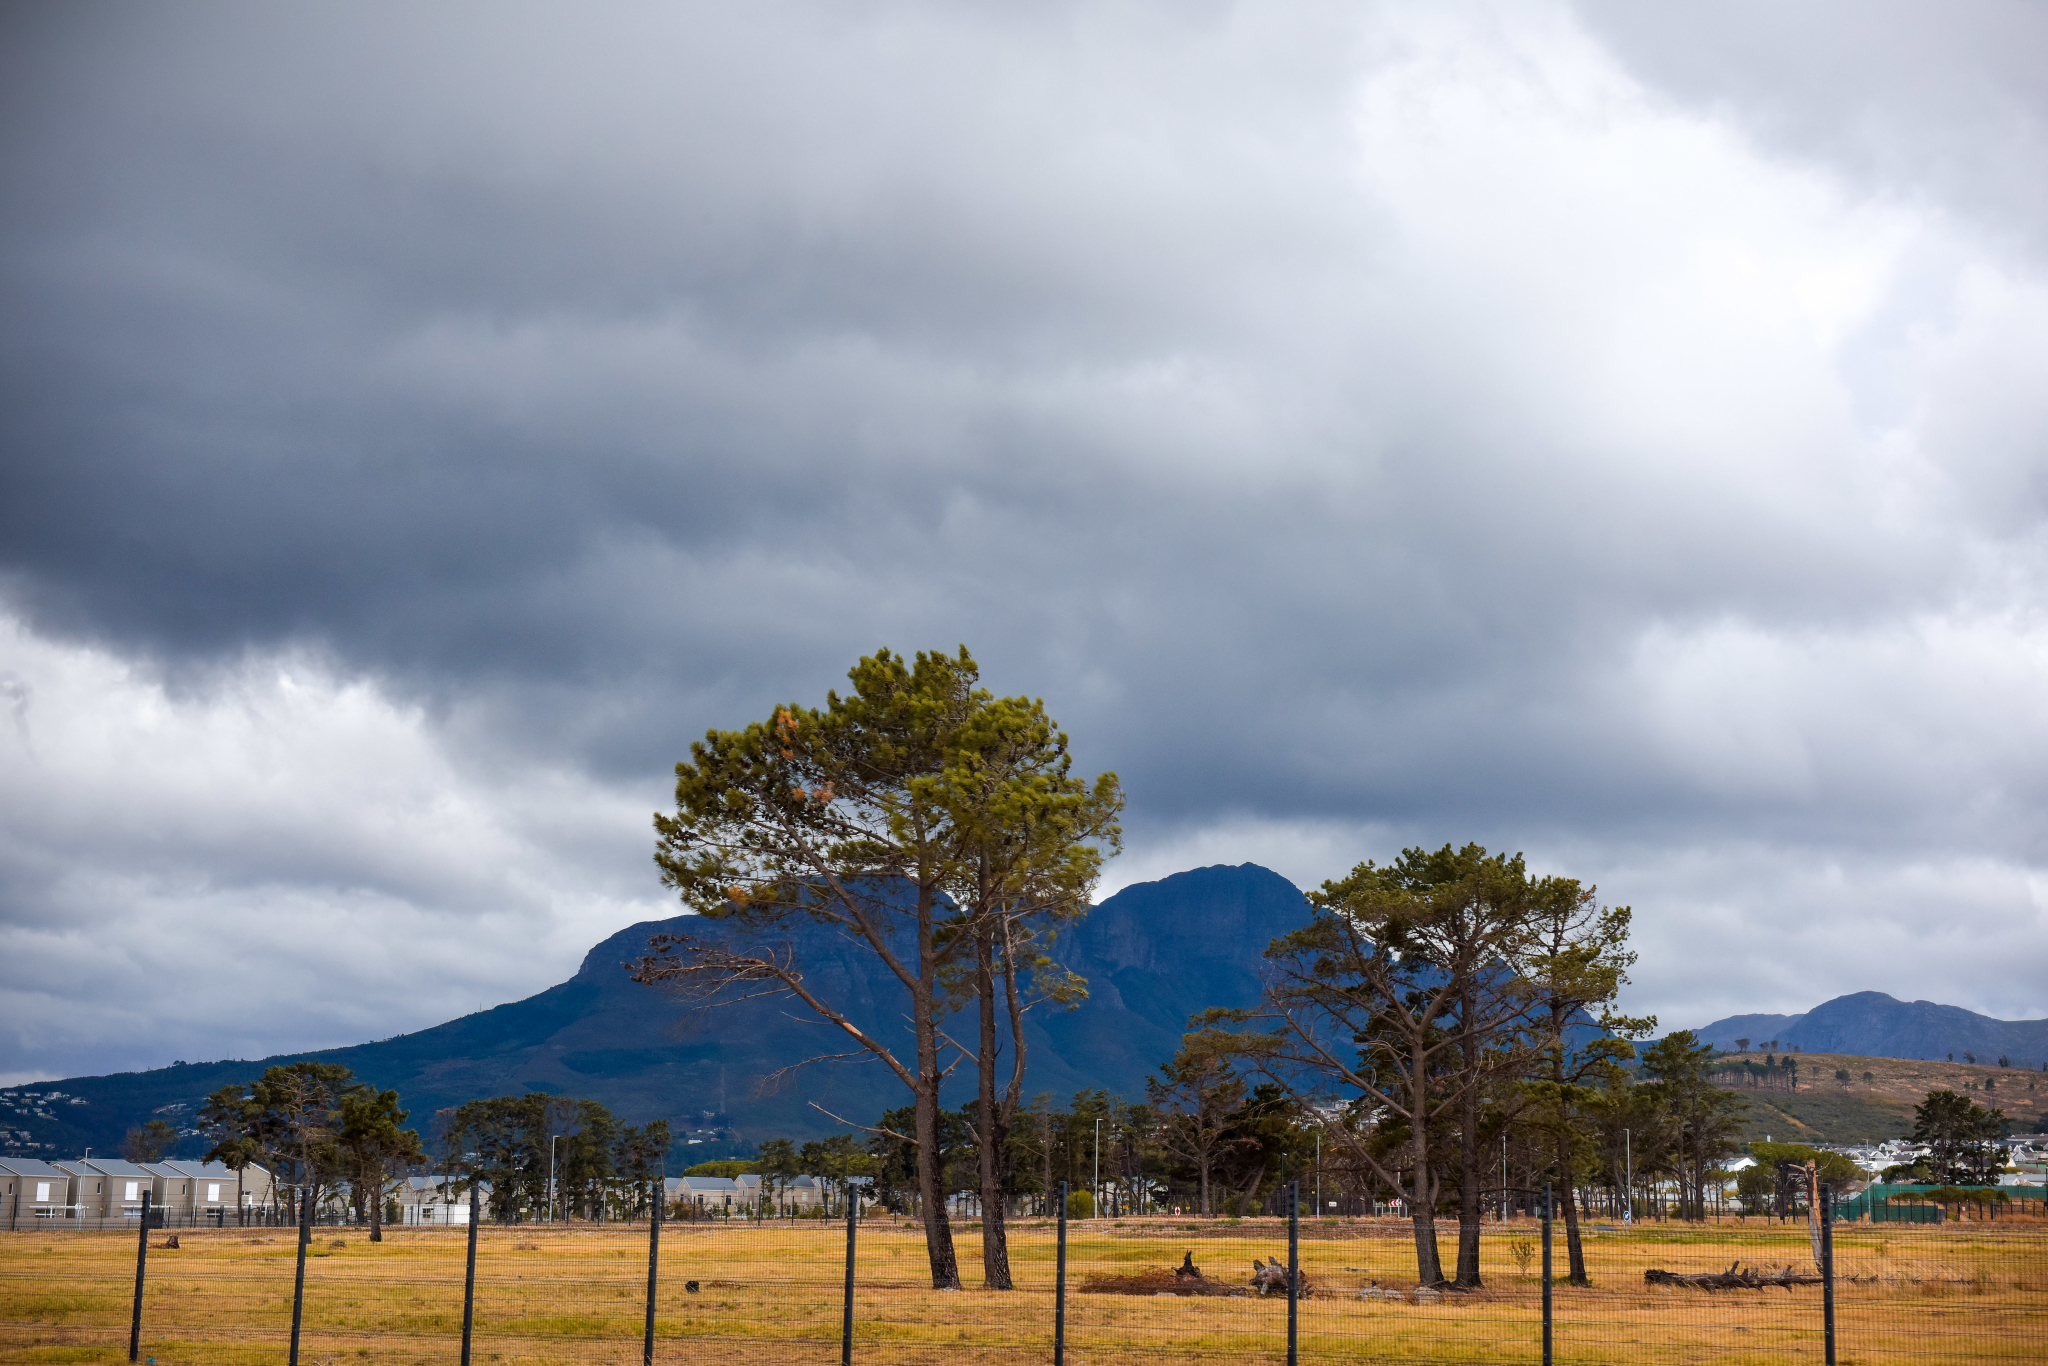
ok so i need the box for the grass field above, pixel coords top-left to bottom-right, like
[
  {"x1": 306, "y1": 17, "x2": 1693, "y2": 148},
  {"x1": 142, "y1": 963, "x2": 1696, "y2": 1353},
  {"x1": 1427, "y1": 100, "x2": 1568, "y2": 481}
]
[{"x1": 3, "y1": 1215, "x2": 2043, "y2": 1365}]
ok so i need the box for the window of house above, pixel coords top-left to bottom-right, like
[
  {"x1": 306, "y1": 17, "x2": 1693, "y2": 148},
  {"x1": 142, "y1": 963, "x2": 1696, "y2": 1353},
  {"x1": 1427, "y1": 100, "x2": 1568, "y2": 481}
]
[
  {"x1": 35, "y1": 1182, "x2": 52, "y2": 1202},
  {"x1": 208, "y1": 1183, "x2": 222, "y2": 1201},
  {"x1": 125, "y1": 1181, "x2": 140, "y2": 1200}
]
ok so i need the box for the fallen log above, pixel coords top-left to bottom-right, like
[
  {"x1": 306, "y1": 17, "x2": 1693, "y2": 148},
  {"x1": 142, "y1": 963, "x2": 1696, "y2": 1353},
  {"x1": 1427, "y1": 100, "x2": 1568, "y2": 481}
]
[{"x1": 1644, "y1": 1261, "x2": 1822, "y2": 1292}]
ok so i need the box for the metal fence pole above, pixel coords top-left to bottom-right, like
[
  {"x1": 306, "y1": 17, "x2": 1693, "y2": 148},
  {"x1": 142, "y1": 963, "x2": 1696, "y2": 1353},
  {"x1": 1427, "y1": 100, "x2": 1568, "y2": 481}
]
[
  {"x1": 460, "y1": 1182, "x2": 479, "y2": 1366},
  {"x1": 1287, "y1": 1180, "x2": 1300, "y2": 1366},
  {"x1": 1821, "y1": 1181, "x2": 1836, "y2": 1366},
  {"x1": 644, "y1": 1175, "x2": 663, "y2": 1366},
  {"x1": 1055, "y1": 1181, "x2": 1068, "y2": 1366},
  {"x1": 1541, "y1": 1182, "x2": 1553, "y2": 1366},
  {"x1": 841, "y1": 1183, "x2": 858, "y2": 1366},
  {"x1": 128, "y1": 1190, "x2": 151, "y2": 1362},
  {"x1": 289, "y1": 1187, "x2": 312, "y2": 1366}
]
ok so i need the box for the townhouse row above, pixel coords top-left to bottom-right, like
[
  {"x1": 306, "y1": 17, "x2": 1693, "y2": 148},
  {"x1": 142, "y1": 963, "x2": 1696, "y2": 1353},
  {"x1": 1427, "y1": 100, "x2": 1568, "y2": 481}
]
[
  {"x1": 388, "y1": 1171, "x2": 835, "y2": 1224},
  {"x1": 2, "y1": 1157, "x2": 839, "y2": 1231},
  {"x1": 0, "y1": 1155, "x2": 273, "y2": 1229}
]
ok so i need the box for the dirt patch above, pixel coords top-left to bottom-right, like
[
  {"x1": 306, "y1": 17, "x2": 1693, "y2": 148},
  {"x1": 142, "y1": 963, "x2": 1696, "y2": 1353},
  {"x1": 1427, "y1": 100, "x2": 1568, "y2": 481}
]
[{"x1": 1077, "y1": 1270, "x2": 1247, "y2": 1298}]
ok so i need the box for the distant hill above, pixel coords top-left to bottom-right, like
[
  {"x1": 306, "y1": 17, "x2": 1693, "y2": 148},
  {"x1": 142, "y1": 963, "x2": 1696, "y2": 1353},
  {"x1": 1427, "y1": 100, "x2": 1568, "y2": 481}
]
[
  {"x1": 4, "y1": 863, "x2": 1312, "y2": 1162},
  {"x1": 1717, "y1": 1051, "x2": 2047, "y2": 1145},
  {"x1": 1686, "y1": 992, "x2": 2048, "y2": 1067}
]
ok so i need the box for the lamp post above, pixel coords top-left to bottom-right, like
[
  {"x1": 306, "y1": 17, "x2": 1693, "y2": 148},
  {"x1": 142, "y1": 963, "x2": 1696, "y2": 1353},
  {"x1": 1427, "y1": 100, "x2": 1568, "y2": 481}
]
[
  {"x1": 1624, "y1": 1129, "x2": 1632, "y2": 1225},
  {"x1": 548, "y1": 1135, "x2": 562, "y2": 1225}
]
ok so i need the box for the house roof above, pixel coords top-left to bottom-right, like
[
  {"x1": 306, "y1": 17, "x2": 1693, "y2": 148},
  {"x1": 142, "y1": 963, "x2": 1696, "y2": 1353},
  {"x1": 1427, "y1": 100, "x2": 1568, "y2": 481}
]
[
  {"x1": 146, "y1": 1161, "x2": 248, "y2": 1181},
  {"x1": 62, "y1": 1158, "x2": 155, "y2": 1178},
  {"x1": 151, "y1": 1163, "x2": 262, "y2": 1187},
  {"x1": 0, "y1": 1158, "x2": 70, "y2": 1178}
]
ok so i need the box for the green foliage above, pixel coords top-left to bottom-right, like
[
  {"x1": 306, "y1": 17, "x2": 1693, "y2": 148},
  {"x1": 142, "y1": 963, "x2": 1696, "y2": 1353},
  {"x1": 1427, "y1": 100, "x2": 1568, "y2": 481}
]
[
  {"x1": 1638, "y1": 1032, "x2": 1748, "y2": 1219},
  {"x1": 1147, "y1": 1038, "x2": 1247, "y2": 1216},
  {"x1": 336, "y1": 1088, "x2": 424, "y2": 1234},
  {"x1": 1912, "y1": 1090, "x2": 2005, "y2": 1185},
  {"x1": 1746, "y1": 1141, "x2": 1862, "y2": 1186},
  {"x1": 682, "y1": 1159, "x2": 757, "y2": 1177},
  {"x1": 1066, "y1": 1187, "x2": 1095, "y2": 1219},
  {"x1": 200, "y1": 1062, "x2": 360, "y2": 1208},
  {"x1": 440, "y1": 1093, "x2": 660, "y2": 1222},
  {"x1": 121, "y1": 1119, "x2": 179, "y2": 1163},
  {"x1": 640, "y1": 645, "x2": 1121, "y2": 1289}
]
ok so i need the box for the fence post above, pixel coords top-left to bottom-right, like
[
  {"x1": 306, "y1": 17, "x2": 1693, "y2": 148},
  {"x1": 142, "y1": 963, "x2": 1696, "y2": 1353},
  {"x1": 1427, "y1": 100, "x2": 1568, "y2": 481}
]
[
  {"x1": 1055, "y1": 1181, "x2": 1068, "y2": 1366},
  {"x1": 644, "y1": 1174, "x2": 663, "y2": 1366},
  {"x1": 1287, "y1": 1180, "x2": 1299, "y2": 1366},
  {"x1": 289, "y1": 1187, "x2": 312, "y2": 1366},
  {"x1": 1541, "y1": 1182, "x2": 1553, "y2": 1366},
  {"x1": 1820, "y1": 1181, "x2": 1836, "y2": 1366},
  {"x1": 128, "y1": 1190, "x2": 151, "y2": 1362},
  {"x1": 460, "y1": 1181, "x2": 479, "y2": 1366},
  {"x1": 840, "y1": 1181, "x2": 858, "y2": 1366}
]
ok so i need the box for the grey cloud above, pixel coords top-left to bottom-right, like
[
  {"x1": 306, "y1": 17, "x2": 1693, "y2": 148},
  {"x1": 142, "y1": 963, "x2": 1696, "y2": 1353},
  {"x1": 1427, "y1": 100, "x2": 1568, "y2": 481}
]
[
  {"x1": 3, "y1": 2, "x2": 2047, "y2": 1078},
  {"x1": 1572, "y1": 0, "x2": 2048, "y2": 254}
]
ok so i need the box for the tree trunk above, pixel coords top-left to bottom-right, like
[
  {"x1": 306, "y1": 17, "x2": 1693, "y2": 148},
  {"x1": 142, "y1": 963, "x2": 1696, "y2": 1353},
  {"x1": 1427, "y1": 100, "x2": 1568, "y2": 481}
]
[
  {"x1": 1409, "y1": 1171, "x2": 1444, "y2": 1287},
  {"x1": 912, "y1": 908, "x2": 962, "y2": 1289},
  {"x1": 369, "y1": 1167, "x2": 383, "y2": 1243},
  {"x1": 975, "y1": 931, "x2": 1013, "y2": 1289},
  {"x1": 1408, "y1": 1040, "x2": 1445, "y2": 1286},
  {"x1": 1198, "y1": 1152, "x2": 1211, "y2": 1217},
  {"x1": 1548, "y1": 1006, "x2": 1588, "y2": 1285},
  {"x1": 1556, "y1": 1130, "x2": 1587, "y2": 1285},
  {"x1": 1453, "y1": 1000, "x2": 1484, "y2": 1288}
]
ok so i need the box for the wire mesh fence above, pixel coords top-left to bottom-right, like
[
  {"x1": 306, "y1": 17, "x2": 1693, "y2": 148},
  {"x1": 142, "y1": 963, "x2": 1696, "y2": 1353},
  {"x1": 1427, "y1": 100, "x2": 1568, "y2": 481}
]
[{"x1": 3, "y1": 1185, "x2": 2044, "y2": 1365}]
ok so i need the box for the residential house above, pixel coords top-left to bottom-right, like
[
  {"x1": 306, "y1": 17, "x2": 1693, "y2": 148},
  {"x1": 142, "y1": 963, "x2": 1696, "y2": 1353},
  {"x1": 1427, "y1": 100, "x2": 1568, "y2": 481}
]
[
  {"x1": 393, "y1": 1175, "x2": 481, "y2": 1225},
  {"x1": 672, "y1": 1174, "x2": 741, "y2": 1213},
  {"x1": 55, "y1": 1158, "x2": 166, "y2": 1220},
  {"x1": 0, "y1": 1158, "x2": 73, "y2": 1228},
  {"x1": 145, "y1": 1160, "x2": 270, "y2": 1221}
]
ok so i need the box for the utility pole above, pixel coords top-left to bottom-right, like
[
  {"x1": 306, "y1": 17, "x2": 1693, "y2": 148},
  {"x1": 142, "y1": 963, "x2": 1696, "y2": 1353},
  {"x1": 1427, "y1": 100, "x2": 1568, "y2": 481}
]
[
  {"x1": 548, "y1": 1135, "x2": 562, "y2": 1225},
  {"x1": 1092, "y1": 1118, "x2": 1101, "y2": 1218},
  {"x1": 1624, "y1": 1129, "x2": 1632, "y2": 1225}
]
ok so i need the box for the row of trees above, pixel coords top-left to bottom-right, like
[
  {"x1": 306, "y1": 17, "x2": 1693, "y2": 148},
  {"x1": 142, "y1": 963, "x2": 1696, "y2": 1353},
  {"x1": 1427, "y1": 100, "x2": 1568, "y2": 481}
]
[
  {"x1": 199, "y1": 1063, "x2": 422, "y2": 1240},
  {"x1": 633, "y1": 646, "x2": 1766, "y2": 1292},
  {"x1": 200, "y1": 1066, "x2": 690, "y2": 1233},
  {"x1": 632, "y1": 645, "x2": 2028, "y2": 1290},
  {"x1": 437, "y1": 1094, "x2": 671, "y2": 1222}
]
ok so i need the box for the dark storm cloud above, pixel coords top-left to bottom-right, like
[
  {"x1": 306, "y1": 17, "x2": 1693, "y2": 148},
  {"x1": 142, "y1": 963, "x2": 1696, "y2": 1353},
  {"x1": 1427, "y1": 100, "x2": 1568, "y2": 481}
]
[{"x1": 3, "y1": 2, "x2": 2046, "y2": 1080}]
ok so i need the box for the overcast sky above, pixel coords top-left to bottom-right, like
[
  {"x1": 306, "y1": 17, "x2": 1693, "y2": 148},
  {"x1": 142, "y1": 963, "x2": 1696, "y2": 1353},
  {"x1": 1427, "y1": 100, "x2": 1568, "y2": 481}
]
[{"x1": 5, "y1": 1, "x2": 2047, "y2": 1086}]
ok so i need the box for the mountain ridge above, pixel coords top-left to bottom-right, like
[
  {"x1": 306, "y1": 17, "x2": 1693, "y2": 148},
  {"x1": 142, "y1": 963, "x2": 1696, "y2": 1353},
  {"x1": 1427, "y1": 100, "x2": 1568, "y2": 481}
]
[
  {"x1": 15, "y1": 870, "x2": 2046, "y2": 1163},
  {"x1": 1685, "y1": 991, "x2": 2048, "y2": 1066},
  {"x1": 8, "y1": 863, "x2": 1311, "y2": 1159}
]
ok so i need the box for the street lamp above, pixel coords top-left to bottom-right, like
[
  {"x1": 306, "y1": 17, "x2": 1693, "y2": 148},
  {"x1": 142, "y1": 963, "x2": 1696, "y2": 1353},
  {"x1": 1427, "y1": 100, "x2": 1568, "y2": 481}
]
[{"x1": 1624, "y1": 1129, "x2": 1632, "y2": 1225}]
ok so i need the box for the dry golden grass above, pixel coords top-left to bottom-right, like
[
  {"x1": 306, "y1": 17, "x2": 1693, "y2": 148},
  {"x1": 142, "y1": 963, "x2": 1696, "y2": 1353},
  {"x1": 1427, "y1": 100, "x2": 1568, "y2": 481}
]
[{"x1": 2, "y1": 1216, "x2": 2042, "y2": 1364}]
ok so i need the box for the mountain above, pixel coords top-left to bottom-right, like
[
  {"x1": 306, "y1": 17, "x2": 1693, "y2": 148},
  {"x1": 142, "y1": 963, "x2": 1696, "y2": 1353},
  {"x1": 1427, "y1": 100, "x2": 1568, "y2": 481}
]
[
  {"x1": 1687, "y1": 992, "x2": 2048, "y2": 1067},
  {"x1": 6, "y1": 863, "x2": 1312, "y2": 1161}
]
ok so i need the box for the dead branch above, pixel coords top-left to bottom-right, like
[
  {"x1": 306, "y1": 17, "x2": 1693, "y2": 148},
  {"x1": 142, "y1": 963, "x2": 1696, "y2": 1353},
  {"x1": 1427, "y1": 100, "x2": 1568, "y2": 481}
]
[
  {"x1": 1644, "y1": 1261, "x2": 1823, "y2": 1292},
  {"x1": 808, "y1": 1100, "x2": 915, "y2": 1146}
]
